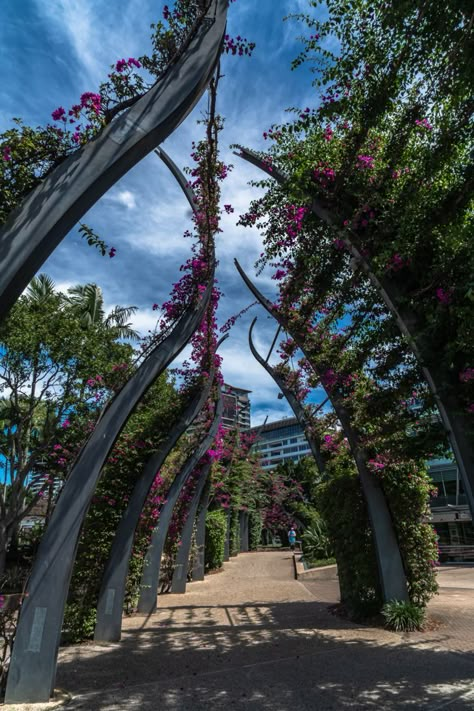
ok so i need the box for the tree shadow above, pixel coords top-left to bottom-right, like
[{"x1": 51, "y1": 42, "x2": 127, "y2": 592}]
[{"x1": 55, "y1": 597, "x2": 474, "y2": 710}]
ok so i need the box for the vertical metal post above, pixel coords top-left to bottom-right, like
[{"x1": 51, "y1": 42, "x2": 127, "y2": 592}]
[
  {"x1": 192, "y1": 481, "x2": 212, "y2": 582},
  {"x1": 5, "y1": 284, "x2": 213, "y2": 704},
  {"x1": 171, "y1": 465, "x2": 212, "y2": 593},
  {"x1": 239, "y1": 511, "x2": 249, "y2": 553},
  {"x1": 137, "y1": 391, "x2": 222, "y2": 614},
  {"x1": 94, "y1": 378, "x2": 213, "y2": 642}
]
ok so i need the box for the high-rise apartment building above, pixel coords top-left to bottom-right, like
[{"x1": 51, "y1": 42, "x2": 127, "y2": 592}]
[
  {"x1": 222, "y1": 384, "x2": 251, "y2": 431},
  {"x1": 250, "y1": 416, "x2": 311, "y2": 469}
]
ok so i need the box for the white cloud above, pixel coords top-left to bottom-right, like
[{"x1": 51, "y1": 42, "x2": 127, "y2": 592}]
[
  {"x1": 33, "y1": 0, "x2": 152, "y2": 85},
  {"x1": 128, "y1": 307, "x2": 161, "y2": 336},
  {"x1": 107, "y1": 190, "x2": 137, "y2": 210}
]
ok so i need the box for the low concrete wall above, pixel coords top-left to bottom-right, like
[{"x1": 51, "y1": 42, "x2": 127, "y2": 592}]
[{"x1": 293, "y1": 554, "x2": 337, "y2": 581}]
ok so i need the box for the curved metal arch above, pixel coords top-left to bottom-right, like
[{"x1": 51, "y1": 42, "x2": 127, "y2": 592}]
[
  {"x1": 137, "y1": 387, "x2": 223, "y2": 614},
  {"x1": 235, "y1": 145, "x2": 474, "y2": 516},
  {"x1": 192, "y1": 476, "x2": 212, "y2": 581},
  {"x1": 170, "y1": 461, "x2": 212, "y2": 593},
  {"x1": 0, "y1": 0, "x2": 228, "y2": 321},
  {"x1": 173, "y1": 428, "x2": 246, "y2": 589},
  {"x1": 239, "y1": 511, "x2": 249, "y2": 552},
  {"x1": 248, "y1": 317, "x2": 327, "y2": 476},
  {"x1": 155, "y1": 148, "x2": 198, "y2": 214},
  {"x1": 5, "y1": 279, "x2": 214, "y2": 704},
  {"x1": 235, "y1": 259, "x2": 409, "y2": 605},
  {"x1": 94, "y1": 368, "x2": 216, "y2": 642},
  {"x1": 93, "y1": 139, "x2": 220, "y2": 640}
]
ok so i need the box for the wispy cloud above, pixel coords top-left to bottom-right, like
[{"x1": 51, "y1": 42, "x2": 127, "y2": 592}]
[{"x1": 106, "y1": 190, "x2": 137, "y2": 211}]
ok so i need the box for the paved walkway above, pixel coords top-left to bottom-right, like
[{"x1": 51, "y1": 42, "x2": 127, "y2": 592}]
[{"x1": 16, "y1": 553, "x2": 474, "y2": 710}]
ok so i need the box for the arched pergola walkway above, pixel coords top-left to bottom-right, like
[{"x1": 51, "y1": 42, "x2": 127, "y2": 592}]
[{"x1": 23, "y1": 552, "x2": 474, "y2": 711}]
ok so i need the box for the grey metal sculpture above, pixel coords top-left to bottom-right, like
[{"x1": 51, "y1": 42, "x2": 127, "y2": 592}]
[
  {"x1": 171, "y1": 462, "x2": 212, "y2": 593},
  {"x1": 235, "y1": 259, "x2": 409, "y2": 604},
  {"x1": 235, "y1": 144, "x2": 474, "y2": 516},
  {"x1": 239, "y1": 511, "x2": 249, "y2": 552},
  {"x1": 5, "y1": 282, "x2": 214, "y2": 704},
  {"x1": 156, "y1": 147, "x2": 198, "y2": 213},
  {"x1": 191, "y1": 478, "x2": 212, "y2": 582},
  {"x1": 94, "y1": 371, "x2": 215, "y2": 643},
  {"x1": 0, "y1": 0, "x2": 228, "y2": 321},
  {"x1": 248, "y1": 317, "x2": 326, "y2": 476},
  {"x1": 137, "y1": 389, "x2": 223, "y2": 614}
]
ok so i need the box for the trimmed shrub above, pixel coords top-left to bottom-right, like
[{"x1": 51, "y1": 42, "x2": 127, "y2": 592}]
[
  {"x1": 205, "y1": 509, "x2": 226, "y2": 571},
  {"x1": 316, "y1": 469, "x2": 382, "y2": 619},
  {"x1": 382, "y1": 600, "x2": 425, "y2": 631}
]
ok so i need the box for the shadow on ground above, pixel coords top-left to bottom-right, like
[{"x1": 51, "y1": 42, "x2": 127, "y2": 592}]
[{"x1": 55, "y1": 597, "x2": 474, "y2": 710}]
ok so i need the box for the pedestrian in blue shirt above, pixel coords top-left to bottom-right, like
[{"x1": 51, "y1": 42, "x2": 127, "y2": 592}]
[{"x1": 288, "y1": 527, "x2": 297, "y2": 551}]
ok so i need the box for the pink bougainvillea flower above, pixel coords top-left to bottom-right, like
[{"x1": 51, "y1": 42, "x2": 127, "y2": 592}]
[
  {"x1": 115, "y1": 59, "x2": 128, "y2": 73},
  {"x1": 415, "y1": 118, "x2": 433, "y2": 130},
  {"x1": 436, "y1": 287, "x2": 453, "y2": 305},
  {"x1": 357, "y1": 154, "x2": 374, "y2": 169},
  {"x1": 51, "y1": 106, "x2": 66, "y2": 121}
]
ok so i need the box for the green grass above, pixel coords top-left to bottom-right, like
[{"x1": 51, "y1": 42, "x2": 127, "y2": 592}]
[{"x1": 303, "y1": 556, "x2": 336, "y2": 569}]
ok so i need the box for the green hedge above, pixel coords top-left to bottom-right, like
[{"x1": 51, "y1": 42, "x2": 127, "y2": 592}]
[
  {"x1": 205, "y1": 509, "x2": 227, "y2": 571},
  {"x1": 229, "y1": 509, "x2": 240, "y2": 556},
  {"x1": 316, "y1": 471, "x2": 382, "y2": 619},
  {"x1": 249, "y1": 511, "x2": 263, "y2": 550}
]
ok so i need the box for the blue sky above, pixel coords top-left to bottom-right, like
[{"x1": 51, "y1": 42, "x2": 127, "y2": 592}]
[{"x1": 0, "y1": 0, "x2": 323, "y2": 425}]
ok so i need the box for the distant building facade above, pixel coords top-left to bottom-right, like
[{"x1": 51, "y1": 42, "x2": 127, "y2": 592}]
[
  {"x1": 222, "y1": 384, "x2": 251, "y2": 431},
  {"x1": 251, "y1": 415, "x2": 474, "y2": 561},
  {"x1": 250, "y1": 416, "x2": 311, "y2": 469},
  {"x1": 428, "y1": 457, "x2": 474, "y2": 559}
]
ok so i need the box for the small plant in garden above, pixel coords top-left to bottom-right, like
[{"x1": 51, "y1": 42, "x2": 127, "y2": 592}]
[
  {"x1": 301, "y1": 518, "x2": 333, "y2": 563},
  {"x1": 382, "y1": 600, "x2": 425, "y2": 632}
]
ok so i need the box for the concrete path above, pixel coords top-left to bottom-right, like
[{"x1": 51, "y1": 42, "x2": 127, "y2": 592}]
[{"x1": 18, "y1": 553, "x2": 474, "y2": 710}]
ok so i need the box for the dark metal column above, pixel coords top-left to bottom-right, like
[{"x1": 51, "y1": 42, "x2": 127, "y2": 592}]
[
  {"x1": 171, "y1": 464, "x2": 212, "y2": 593},
  {"x1": 5, "y1": 282, "x2": 212, "y2": 704},
  {"x1": 137, "y1": 391, "x2": 223, "y2": 614},
  {"x1": 192, "y1": 480, "x2": 212, "y2": 582},
  {"x1": 235, "y1": 145, "x2": 474, "y2": 518},
  {"x1": 248, "y1": 318, "x2": 326, "y2": 476},
  {"x1": 94, "y1": 375, "x2": 214, "y2": 642},
  {"x1": 236, "y1": 261, "x2": 409, "y2": 604},
  {"x1": 0, "y1": 0, "x2": 228, "y2": 322},
  {"x1": 239, "y1": 511, "x2": 249, "y2": 553}
]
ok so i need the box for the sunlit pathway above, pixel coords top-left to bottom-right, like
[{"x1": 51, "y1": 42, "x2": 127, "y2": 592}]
[{"x1": 42, "y1": 554, "x2": 474, "y2": 709}]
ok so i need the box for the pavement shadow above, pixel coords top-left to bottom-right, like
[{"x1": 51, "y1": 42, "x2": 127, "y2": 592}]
[{"x1": 55, "y1": 598, "x2": 474, "y2": 710}]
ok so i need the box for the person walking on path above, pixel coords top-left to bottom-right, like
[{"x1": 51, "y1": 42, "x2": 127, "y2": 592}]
[{"x1": 288, "y1": 526, "x2": 297, "y2": 551}]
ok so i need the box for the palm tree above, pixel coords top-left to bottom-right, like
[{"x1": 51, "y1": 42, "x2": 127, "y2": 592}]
[
  {"x1": 65, "y1": 283, "x2": 139, "y2": 340},
  {"x1": 25, "y1": 274, "x2": 57, "y2": 306}
]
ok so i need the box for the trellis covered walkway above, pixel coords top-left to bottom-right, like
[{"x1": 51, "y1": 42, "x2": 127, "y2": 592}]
[{"x1": 19, "y1": 553, "x2": 474, "y2": 710}]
